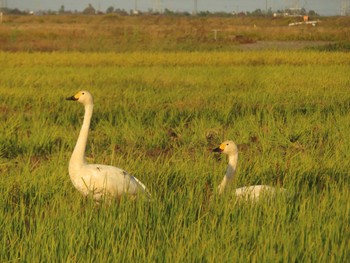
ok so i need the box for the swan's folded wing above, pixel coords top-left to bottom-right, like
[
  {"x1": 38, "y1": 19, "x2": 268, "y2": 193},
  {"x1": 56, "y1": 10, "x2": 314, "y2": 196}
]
[
  {"x1": 235, "y1": 185, "x2": 277, "y2": 200},
  {"x1": 84, "y1": 164, "x2": 150, "y2": 198}
]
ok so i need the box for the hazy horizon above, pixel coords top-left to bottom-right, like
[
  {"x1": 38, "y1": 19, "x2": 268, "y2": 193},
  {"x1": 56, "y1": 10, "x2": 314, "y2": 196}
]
[{"x1": 3, "y1": 1, "x2": 344, "y2": 16}]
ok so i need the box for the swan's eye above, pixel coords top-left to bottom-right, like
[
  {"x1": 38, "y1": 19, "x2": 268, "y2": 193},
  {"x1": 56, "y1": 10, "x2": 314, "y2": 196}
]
[
  {"x1": 226, "y1": 144, "x2": 229, "y2": 146},
  {"x1": 82, "y1": 92, "x2": 85, "y2": 95}
]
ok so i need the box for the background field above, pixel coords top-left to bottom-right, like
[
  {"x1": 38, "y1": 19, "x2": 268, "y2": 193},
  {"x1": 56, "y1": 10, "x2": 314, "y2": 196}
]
[
  {"x1": 1, "y1": 15, "x2": 350, "y2": 52},
  {"x1": 0, "y1": 15, "x2": 349, "y2": 262}
]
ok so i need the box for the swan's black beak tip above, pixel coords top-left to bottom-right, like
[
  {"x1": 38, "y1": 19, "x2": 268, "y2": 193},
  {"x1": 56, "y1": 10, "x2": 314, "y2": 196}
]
[
  {"x1": 66, "y1": 96, "x2": 78, "y2": 101},
  {"x1": 212, "y1": 147, "x2": 223, "y2": 153}
]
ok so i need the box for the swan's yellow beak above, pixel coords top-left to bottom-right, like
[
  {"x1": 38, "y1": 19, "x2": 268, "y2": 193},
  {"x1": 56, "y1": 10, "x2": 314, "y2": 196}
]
[
  {"x1": 66, "y1": 92, "x2": 80, "y2": 101},
  {"x1": 213, "y1": 143, "x2": 225, "y2": 153}
]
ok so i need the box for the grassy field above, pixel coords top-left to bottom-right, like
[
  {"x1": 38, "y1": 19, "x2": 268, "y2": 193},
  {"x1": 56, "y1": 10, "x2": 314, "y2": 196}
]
[{"x1": 0, "y1": 50, "x2": 349, "y2": 262}]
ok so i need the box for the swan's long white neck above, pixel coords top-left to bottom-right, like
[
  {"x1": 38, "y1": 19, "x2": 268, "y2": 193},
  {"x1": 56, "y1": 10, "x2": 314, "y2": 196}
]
[
  {"x1": 226, "y1": 153, "x2": 238, "y2": 178},
  {"x1": 218, "y1": 152, "x2": 238, "y2": 194},
  {"x1": 69, "y1": 103, "x2": 93, "y2": 174}
]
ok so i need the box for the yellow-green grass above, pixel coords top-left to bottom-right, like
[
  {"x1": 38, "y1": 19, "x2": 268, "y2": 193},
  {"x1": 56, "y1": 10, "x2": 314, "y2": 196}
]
[{"x1": 0, "y1": 51, "x2": 349, "y2": 262}]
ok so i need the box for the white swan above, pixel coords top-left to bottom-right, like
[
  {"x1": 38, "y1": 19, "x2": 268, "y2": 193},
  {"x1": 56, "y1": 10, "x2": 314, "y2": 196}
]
[
  {"x1": 66, "y1": 90, "x2": 151, "y2": 201},
  {"x1": 213, "y1": 140, "x2": 284, "y2": 200}
]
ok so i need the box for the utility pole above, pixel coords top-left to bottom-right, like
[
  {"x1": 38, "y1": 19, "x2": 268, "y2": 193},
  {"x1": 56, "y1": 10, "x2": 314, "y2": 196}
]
[
  {"x1": 341, "y1": 0, "x2": 350, "y2": 16},
  {"x1": 133, "y1": 0, "x2": 139, "y2": 14},
  {"x1": 153, "y1": 0, "x2": 162, "y2": 13},
  {"x1": 285, "y1": 0, "x2": 299, "y2": 9},
  {"x1": 193, "y1": 0, "x2": 198, "y2": 15},
  {"x1": 0, "y1": 0, "x2": 7, "y2": 24},
  {"x1": 154, "y1": 0, "x2": 158, "y2": 13},
  {"x1": 0, "y1": 0, "x2": 7, "y2": 11}
]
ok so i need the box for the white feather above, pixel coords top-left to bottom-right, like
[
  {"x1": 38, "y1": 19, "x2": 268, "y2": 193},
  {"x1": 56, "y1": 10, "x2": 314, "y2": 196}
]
[
  {"x1": 66, "y1": 90, "x2": 150, "y2": 201},
  {"x1": 214, "y1": 140, "x2": 285, "y2": 200}
]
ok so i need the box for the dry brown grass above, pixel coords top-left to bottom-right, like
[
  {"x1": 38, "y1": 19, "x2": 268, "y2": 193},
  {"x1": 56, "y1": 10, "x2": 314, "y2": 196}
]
[{"x1": 0, "y1": 14, "x2": 349, "y2": 52}]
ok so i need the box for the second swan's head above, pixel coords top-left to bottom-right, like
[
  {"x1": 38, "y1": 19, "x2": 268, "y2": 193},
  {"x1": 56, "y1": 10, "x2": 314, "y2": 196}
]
[
  {"x1": 66, "y1": 90, "x2": 93, "y2": 105},
  {"x1": 213, "y1": 140, "x2": 238, "y2": 156}
]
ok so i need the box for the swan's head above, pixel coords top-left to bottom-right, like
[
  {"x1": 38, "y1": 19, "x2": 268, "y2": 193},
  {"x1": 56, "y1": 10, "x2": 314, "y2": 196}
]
[
  {"x1": 66, "y1": 90, "x2": 93, "y2": 105},
  {"x1": 213, "y1": 140, "x2": 238, "y2": 156}
]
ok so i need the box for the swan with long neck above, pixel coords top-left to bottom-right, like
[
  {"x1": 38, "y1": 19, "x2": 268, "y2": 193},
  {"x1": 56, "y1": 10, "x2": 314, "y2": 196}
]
[
  {"x1": 66, "y1": 91, "x2": 150, "y2": 201},
  {"x1": 213, "y1": 140, "x2": 283, "y2": 200}
]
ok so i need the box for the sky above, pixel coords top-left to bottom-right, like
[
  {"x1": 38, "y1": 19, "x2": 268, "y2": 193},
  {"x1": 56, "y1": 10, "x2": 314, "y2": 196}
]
[{"x1": 4, "y1": 1, "x2": 345, "y2": 16}]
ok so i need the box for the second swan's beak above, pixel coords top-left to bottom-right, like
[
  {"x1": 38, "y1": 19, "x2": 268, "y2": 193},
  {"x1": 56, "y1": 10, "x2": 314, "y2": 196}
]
[
  {"x1": 213, "y1": 146, "x2": 223, "y2": 153},
  {"x1": 66, "y1": 95, "x2": 78, "y2": 101},
  {"x1": 213, "y1": 143, "x2": 225, "y2": 153}
]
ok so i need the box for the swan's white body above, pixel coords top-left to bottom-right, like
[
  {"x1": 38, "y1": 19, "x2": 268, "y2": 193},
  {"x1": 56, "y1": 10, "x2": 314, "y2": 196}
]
[
  {"x1": 66, "y1": 91, "x2": 150, "y2": 201},
  {"x1": 213, "y1": 140, "x2": 284, "y2": 200}
]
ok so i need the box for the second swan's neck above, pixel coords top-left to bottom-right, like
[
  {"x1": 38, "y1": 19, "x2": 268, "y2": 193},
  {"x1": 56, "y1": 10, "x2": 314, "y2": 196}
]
[
  {"x1": 226, "y1": 153, "x2": 238, "y2": 179},
  {"x1": 218, "y1": 153, "x2": 238, "y2": 194},
  {"x1": 69, "y1": 104, "x2": 93, "y2": 171}
]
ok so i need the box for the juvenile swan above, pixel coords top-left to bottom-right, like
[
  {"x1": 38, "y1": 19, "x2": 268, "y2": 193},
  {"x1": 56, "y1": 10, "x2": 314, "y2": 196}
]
[
  {"x1": 66, "y1": 91, "x2": 150, "y2": 201},
  {"x1": 213, "y1": 140, "x2": 283, "y2": 200}
]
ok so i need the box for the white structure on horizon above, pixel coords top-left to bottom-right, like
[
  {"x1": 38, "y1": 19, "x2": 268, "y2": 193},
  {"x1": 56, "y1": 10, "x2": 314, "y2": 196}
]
[{"x1": 341, "y1": 0, "x2": 350, "y2": 15}]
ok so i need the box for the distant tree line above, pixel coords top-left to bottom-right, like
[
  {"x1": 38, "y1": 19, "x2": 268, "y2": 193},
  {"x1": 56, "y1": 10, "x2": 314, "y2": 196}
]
[{"x1": 0, "y1": 4, "x2": 320, "y2": 17}]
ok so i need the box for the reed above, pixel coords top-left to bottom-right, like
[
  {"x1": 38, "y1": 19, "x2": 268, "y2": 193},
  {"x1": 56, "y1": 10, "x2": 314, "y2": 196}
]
[{"x1": 0, "y1": 51, "x2": 348, "y2": 262}]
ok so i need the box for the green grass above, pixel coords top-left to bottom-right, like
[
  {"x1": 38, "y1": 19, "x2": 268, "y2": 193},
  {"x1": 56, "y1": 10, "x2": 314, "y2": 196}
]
[{"x1": 0, "y1": 51, "x2": 349, "y2": 262}]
